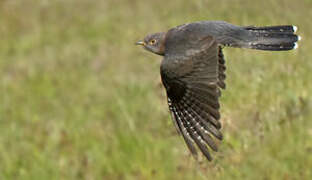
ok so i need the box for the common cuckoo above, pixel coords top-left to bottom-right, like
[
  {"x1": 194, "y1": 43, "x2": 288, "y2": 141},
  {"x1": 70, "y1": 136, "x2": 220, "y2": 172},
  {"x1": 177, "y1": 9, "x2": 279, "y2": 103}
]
[{"x1": 136, "y1": 21, "x2": 300, "y2": 161}]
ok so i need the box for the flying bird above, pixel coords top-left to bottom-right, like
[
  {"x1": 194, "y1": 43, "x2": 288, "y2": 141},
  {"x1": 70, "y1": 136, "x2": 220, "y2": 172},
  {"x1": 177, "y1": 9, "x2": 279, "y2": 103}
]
[{"x1": 136, "y1": 21, "x2": 300, "y2": 161}]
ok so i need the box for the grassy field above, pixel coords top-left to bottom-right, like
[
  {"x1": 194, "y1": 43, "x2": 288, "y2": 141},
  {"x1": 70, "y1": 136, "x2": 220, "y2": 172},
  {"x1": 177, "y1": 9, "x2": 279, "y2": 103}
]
[{"x1": 1, "y1": 0, "x2": 312, "y2": 179}]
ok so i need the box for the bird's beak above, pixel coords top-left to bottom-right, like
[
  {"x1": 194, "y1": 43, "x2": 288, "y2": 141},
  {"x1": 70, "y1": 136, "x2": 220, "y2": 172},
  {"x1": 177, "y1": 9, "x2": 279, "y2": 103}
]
[{"x1": 135, "y1": 41, "x2": 145, "y2": 46}]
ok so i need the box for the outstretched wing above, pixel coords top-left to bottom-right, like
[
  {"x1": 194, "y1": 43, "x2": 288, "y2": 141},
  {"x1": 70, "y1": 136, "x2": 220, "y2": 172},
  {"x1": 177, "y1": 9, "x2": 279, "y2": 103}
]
[{"x1": 161, "y1": 29, "x2": 225, "y2": 161}]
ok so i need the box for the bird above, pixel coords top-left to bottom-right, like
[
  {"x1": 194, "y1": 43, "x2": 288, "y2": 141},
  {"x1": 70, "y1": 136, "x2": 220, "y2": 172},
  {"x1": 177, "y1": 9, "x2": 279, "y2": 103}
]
[{"x1": 136, "y1": 21, "x2": 300, "y2": 161}]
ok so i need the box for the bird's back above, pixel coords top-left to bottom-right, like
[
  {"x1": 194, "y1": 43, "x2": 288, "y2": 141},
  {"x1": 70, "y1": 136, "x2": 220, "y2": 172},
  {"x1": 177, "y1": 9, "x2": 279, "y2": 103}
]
[{"x1": 165, "y1": 21, "x2": 250, "y2": 55}]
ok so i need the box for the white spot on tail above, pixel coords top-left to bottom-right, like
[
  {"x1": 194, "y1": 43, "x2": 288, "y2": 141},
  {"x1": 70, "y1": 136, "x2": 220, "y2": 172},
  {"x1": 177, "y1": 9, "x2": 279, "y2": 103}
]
[
  {"x1": 293, "y1": 26, "x2": 298, "y2": 32},
  {"x1": 298, "y1": 36, "x2": 302, "y2": 41},
  {"x1": 294, "y1": 43, "x2": 298, "y2": 49}
]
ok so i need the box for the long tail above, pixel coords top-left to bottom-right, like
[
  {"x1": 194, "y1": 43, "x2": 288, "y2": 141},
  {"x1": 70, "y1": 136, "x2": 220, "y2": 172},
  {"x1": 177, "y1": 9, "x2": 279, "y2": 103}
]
[{"x1": 243, "y1": 25, "x2": 301, "y2": 51}]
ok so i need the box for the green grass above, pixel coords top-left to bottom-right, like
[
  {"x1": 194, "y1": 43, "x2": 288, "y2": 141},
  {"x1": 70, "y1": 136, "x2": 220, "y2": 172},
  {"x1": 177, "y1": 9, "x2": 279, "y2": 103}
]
[{"x1": 1, "y1": 0, "x2": 312, "y2": 179}]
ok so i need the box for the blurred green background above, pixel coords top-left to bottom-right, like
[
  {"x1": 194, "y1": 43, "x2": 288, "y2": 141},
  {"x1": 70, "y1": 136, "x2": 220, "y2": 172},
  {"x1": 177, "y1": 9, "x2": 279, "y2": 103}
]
[{"x1": 1, "y1": 0, "x2": 312, "y2": 179}]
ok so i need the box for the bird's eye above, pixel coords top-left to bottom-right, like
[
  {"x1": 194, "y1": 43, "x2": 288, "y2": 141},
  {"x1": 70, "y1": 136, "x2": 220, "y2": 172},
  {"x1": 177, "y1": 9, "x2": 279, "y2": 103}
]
[{"x1": 149, "y1": 39, "x2": 157, "y2": 45}]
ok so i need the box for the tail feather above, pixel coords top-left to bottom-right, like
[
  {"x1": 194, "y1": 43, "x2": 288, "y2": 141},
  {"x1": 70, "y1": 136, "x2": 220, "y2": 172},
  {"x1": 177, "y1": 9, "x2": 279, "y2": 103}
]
[
  {"x1": 244, "y1": 25, "x2": 297, "y2": 33},
  {"x1": 251, "y1": 43, "x2": 297, "y2": 51},
  {"x1": 243, "y1": 25, "x2": 300, "y2": 51}
]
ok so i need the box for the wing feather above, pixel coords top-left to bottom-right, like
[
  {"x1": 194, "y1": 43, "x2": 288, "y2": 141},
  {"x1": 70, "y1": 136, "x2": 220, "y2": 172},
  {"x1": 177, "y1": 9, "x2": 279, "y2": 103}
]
[
  {"x1": 161, "y1": 29, "x2": 226, "y2": 161},
  {"x1": 168, "y1": 98, "x2": 198, "y2": 159}
]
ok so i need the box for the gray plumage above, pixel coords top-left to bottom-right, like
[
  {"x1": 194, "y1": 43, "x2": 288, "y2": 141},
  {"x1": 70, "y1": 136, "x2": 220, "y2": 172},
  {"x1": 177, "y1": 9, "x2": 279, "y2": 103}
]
[{"x1": 136, "y1": 21, "x2": 300, "y2": 161}]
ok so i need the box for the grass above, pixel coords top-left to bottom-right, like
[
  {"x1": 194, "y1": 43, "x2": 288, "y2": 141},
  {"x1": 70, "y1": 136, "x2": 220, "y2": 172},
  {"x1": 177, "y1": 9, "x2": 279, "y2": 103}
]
[{"x1": 0, "y1": 0, "x2": 312, "y2": 179}]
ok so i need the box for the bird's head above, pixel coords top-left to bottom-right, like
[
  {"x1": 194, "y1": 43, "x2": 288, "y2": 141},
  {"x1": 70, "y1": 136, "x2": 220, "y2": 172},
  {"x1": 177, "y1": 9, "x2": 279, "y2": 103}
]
[{"x1": 136, "y1": 32, "x2": 166, "y2": 56}]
